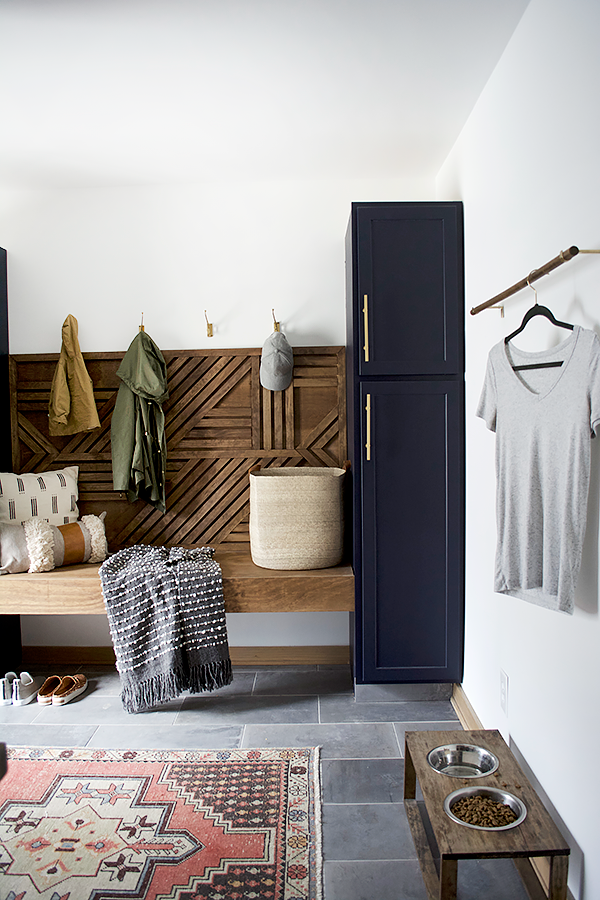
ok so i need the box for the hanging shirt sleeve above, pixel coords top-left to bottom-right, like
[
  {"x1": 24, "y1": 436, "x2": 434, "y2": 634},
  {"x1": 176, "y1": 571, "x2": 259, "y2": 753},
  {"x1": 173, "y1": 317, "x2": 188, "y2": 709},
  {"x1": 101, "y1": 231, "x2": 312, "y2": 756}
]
[
  {"x1": 476, "y1": 354, "x2": 498, "y2": 433},
  {"x1": 589, "y1": 333, "x2": 600, "y2": 437}
]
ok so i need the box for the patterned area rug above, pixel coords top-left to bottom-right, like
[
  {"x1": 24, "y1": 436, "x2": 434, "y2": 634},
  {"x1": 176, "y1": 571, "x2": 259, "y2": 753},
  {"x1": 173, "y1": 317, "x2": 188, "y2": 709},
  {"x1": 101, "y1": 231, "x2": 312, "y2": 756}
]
[{"x1": 0, "y1": 746, "x2": 322, "y2": 900}]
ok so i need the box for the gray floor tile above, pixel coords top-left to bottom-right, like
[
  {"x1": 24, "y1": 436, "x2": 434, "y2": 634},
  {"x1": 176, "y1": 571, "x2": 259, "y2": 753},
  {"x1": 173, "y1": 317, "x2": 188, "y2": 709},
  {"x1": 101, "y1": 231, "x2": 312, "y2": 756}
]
[
  {"x1": 323, "y1": 802, "x2": 416, "y2": 860},
  {"x1": 30, "y1": 693, "x2": 183, "y2": 725},
  {"x1": 324, "y1": 860, "x2": 428, "y2": 900},
  {"x1": 87, "y1": 724, "x2": 243, "y2": 750},
  {"x1": 320, "y1": 695, "x2": 459, "y2": 724},
  {"x1": 77, "y1": 668, "x2": 122, "y2": 696},
  {"x1": 242, "y1": 723, "x2": 401, "y2": 758},
  {"x1": 394, "y1": 720, "x2": 465, "y2": 748},
  {"x1": 175, "y1": 694, "x2": 318, "y2": 725},
  {"x1": 0, "y1": 702, "x2": 41, "y2": 724},
  {"x1": 457, "y1": 858, "x2": 531, "y2": 900},
  {"x1": 322, "y1": 758, "x2": 405, "y2": 803},
  {"x1": 0, "y1": 724, "x2": 99, "y2": 748},
  {"x1": 253, "y1": 667, "x2": 353, "y2": 696},
  {"x1": 210, "y1": 672, "x2": 257, "y2": 695}
]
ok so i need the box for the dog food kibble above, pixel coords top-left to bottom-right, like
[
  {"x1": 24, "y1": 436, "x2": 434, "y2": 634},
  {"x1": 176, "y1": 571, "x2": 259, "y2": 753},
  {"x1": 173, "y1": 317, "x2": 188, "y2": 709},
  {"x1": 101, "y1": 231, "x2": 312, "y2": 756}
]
[{"x1": 450, "y1": 794, "x2": 518, "y2": 828}]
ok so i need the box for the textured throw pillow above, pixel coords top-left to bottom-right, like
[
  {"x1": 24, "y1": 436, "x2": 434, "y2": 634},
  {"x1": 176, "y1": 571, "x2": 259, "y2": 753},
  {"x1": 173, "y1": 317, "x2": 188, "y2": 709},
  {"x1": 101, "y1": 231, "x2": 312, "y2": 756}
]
[
  {"x1": 0, "y1": 467, "x2": 79, "y2": 526},
  {"x1": 0, "y1": 513, "x2": 107, "y2": 575}
]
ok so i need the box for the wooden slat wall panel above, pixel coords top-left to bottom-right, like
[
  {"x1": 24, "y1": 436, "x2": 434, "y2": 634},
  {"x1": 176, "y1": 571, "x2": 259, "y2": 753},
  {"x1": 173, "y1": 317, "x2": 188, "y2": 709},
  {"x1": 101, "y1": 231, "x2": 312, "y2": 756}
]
[{"x1": 10, "y1": 347, "x2": 346, "y2": 552}]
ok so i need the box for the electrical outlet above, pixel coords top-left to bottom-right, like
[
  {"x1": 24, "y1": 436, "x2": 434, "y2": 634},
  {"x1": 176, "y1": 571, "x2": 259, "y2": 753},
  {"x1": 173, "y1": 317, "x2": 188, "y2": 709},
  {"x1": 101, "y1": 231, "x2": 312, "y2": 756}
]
[{"x1": 500, "y1": 669, "x2": 509, "y2": 714}]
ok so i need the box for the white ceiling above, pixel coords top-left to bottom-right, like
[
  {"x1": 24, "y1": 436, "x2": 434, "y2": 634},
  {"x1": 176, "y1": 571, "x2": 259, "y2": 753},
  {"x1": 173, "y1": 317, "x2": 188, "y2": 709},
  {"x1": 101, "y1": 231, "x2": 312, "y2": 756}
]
[{"x1": 0, "y1": 0, "x2": 530, "y2": 189}]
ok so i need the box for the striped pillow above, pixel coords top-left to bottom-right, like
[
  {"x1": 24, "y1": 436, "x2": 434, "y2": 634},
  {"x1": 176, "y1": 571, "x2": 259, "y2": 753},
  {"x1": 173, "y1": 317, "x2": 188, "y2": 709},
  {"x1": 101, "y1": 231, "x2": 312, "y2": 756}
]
[{"x1": 0, "y1": 467, "x2": 79, "y2": 526}]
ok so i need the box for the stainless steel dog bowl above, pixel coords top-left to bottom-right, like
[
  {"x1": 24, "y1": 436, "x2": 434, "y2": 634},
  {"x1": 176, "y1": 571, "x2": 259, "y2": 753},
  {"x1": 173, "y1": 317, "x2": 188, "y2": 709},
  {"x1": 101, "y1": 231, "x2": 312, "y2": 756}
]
[
  {"x1": 427, "y1": 743, "x2": 499, "y2": 778},
  {"x1": 444, "y1": 786, "x2": 527, "y2": 831}
]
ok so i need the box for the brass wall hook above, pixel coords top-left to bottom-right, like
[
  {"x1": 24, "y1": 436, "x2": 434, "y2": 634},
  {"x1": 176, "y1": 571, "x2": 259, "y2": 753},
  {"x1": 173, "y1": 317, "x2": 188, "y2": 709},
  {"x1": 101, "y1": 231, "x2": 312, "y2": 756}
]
[
  {"x1": 272, "y1": 309, "x2": 280, "y2": 332},
  {"x1": 139, "y1": 312, "x2": 145, "y2": 333},
  {"x1": 204, "y1": 310, "x2": 213, "y2": 338}
]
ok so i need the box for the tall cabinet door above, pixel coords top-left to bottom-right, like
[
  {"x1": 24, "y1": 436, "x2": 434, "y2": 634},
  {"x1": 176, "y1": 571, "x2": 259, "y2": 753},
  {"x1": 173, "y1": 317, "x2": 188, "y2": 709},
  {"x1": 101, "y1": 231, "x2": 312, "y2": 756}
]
[
  {"x1": 359, "y1": 381, "x2": 464, "y2": 682},
  {"x1": 351, "y1": 203, "x2": 463, "y2": 376}
]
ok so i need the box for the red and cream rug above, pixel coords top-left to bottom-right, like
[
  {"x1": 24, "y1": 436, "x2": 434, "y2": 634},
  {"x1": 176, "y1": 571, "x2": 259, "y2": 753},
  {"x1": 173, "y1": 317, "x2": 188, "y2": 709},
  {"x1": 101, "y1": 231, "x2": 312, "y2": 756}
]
[{"x1": 0, "y1": 746, "x2": 322, "y2": 900}]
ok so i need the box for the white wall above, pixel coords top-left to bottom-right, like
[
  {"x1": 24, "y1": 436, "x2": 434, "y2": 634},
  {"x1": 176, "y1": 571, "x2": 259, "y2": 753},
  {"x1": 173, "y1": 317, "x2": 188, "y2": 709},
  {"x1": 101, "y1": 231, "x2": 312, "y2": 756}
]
[
  {"x1": 1, "y1": 174, "x2": 434, "y2": 648},
  {"x1": 437, "y1": 1, "x2": 600, "y2": 897}
]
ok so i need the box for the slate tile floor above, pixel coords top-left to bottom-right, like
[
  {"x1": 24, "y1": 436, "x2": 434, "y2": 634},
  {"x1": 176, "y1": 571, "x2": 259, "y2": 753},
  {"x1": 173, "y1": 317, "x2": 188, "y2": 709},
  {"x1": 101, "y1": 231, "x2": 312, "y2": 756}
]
[{"x1": 0, "y1": 663, "x2": 531, "y2": 900}]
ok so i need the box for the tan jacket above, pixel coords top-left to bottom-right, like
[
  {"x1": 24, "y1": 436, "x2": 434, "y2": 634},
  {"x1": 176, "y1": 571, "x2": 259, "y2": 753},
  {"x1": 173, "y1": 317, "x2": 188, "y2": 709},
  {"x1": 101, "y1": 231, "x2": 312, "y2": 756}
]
[{"x1": 48, "y1": 314, "x2": 100, "y2": 436}]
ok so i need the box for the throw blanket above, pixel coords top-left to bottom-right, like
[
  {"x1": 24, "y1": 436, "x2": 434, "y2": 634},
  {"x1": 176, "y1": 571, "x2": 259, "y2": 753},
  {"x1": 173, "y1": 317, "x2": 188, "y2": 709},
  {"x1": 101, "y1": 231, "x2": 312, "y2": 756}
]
[{"x1": 99, "y1": 545, "x2": 232, "y2": 713}]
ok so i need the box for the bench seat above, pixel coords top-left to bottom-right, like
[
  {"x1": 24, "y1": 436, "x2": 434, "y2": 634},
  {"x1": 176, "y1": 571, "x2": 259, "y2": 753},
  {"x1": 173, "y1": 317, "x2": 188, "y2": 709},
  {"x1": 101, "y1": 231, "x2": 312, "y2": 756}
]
[{"x1": 0, "y1": 548, "x2": 355, "y2": 615}]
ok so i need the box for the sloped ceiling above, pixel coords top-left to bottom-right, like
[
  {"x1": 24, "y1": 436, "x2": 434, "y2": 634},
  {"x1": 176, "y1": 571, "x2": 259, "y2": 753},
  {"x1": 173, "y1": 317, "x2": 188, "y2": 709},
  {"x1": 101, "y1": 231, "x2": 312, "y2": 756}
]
[{"x1": 0, "y1": 0, "x2": 530, "y2": 188}]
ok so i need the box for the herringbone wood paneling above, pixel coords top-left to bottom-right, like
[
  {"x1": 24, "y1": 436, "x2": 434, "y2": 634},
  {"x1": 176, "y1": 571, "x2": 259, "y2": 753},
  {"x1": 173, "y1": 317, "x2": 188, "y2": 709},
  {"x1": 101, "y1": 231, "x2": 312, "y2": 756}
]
[{"x1": 10, "y1": 347, "x2": 346, "y2": 551}]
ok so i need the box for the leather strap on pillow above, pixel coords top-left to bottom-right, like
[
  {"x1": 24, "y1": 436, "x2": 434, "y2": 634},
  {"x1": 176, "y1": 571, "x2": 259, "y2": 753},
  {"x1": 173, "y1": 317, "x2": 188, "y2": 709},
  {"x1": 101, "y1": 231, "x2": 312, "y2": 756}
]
[{"x1": 58, "y1": 522, "x2": 87, "y2": 566}]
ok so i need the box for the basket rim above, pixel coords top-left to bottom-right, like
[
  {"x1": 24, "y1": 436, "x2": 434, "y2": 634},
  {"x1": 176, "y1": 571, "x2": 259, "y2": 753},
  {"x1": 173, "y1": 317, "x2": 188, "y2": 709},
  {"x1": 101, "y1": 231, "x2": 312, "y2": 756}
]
[{"x1": 250, "y1": 467, "x2": 346, "y2": 477}]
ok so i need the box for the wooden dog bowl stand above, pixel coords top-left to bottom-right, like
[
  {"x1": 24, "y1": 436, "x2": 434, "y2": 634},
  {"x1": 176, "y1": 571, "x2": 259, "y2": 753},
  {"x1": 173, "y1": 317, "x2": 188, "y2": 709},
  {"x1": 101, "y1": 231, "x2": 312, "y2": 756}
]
[{"x1": 404, "y1": 729, "x2": 570, "y2": 900}]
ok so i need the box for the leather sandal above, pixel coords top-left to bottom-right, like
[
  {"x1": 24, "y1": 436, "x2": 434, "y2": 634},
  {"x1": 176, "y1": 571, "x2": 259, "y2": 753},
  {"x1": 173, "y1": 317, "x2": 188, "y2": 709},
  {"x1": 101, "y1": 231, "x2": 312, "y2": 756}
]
[
  {"x1": 52, "y1": 674, "x2": 88, "y2": 706},
  {"x1": 37, "y1": 675, "x2": 63, "y2": 705}
]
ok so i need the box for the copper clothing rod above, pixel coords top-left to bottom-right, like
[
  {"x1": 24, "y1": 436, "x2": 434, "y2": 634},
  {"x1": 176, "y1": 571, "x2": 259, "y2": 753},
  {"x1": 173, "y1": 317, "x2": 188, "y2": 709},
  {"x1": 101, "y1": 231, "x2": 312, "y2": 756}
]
[{"x1": 470, "y1": 245, "x2": 583, "y2": 315}]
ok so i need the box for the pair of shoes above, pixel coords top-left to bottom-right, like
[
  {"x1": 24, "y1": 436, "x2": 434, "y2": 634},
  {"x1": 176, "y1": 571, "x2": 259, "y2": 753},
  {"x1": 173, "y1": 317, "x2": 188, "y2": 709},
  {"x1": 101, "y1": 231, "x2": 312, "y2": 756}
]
[
  {"x1": 1, "y1": 671, "x2": 41, "y2": 706},
  {"x1": 37, "y1": 674, "x2": 88, "y2": 706}
]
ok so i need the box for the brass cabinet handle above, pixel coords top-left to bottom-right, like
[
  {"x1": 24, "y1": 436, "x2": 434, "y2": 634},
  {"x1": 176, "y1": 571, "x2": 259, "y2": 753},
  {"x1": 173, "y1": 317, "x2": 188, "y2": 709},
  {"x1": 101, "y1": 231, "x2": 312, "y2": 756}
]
[
  {"x1": 363, "y1": 294, "x2": 370, "y2": 362},
  {"x1": 365, "y1": 393, "x2": 371, "y2": 460}
]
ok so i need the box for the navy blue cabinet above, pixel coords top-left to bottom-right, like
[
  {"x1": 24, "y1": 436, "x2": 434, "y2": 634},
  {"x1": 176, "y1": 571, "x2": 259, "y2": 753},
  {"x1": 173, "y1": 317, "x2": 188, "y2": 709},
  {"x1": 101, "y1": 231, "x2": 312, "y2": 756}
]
[
  {"x1": 0, "y1": 247, "x2": 22, "y2": 670},
  {"x1": 0, "y1": 248, "x2": 9, "y2": 471},
  {"x1": 345, "y1": 203, "x2": 464, "y2": 684}
]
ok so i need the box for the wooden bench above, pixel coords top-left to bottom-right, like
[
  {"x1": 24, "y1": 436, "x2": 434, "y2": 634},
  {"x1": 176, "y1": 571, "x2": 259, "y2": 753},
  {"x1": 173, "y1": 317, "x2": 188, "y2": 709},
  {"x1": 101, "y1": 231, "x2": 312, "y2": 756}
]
[
  {"x1": 0, "y1": 548, "x2": 355, "y2": 616},
  {"x1": 4, "y1": 346, "x2": 355, "y2": 664}
]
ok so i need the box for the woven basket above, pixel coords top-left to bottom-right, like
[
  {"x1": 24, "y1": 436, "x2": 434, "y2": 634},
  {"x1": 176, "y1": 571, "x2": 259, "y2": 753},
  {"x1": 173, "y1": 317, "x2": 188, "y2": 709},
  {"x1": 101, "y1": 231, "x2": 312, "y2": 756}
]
[{"x1": 249, "y1": 466, "x2": 346, "y2": 570}]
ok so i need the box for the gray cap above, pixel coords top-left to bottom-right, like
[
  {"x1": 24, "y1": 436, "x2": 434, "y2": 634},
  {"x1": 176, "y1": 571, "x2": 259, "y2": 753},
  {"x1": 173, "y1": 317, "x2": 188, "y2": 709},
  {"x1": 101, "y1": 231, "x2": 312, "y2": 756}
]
[{"x1": 260, "y1": 331, "x2": 294, "y2": 391}]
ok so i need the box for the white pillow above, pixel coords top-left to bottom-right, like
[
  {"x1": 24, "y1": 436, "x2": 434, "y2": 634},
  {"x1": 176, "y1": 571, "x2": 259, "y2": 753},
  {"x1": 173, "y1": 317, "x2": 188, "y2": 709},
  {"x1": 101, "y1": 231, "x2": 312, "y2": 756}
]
[
  {"x1": 0, "y1": 467, "x2": 79, "y2": 526},
  {"x1": 0, "y1": 513, "x2": 107, "y2": 575}
]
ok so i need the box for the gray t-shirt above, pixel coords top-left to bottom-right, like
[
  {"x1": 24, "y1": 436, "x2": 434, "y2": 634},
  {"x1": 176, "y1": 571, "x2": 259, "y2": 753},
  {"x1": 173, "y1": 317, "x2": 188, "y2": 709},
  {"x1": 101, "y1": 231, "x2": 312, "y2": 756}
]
[{"x1": 477, "y1": 325, "x2": 600, "y2": 614}]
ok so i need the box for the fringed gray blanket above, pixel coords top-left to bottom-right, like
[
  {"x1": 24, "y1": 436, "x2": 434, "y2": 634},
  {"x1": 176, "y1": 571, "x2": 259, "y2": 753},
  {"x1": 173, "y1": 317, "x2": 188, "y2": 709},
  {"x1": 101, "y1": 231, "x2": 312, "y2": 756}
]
[{"x1": 99, "y1": 545, "x2": 232, "y2": 713}]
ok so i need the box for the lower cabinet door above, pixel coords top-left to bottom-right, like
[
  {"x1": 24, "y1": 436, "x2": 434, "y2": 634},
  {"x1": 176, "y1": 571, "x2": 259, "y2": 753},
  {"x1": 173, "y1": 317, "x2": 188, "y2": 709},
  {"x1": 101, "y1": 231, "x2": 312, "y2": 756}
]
[{"x1": 358, "y1": 380, "x2": 464, "y2": 683}]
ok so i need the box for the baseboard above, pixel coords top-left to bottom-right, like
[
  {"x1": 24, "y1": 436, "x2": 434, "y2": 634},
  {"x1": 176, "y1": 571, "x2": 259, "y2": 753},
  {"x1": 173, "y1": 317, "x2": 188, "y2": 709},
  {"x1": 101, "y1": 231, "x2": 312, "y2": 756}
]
[
  {"x1": 451, "y1": 683, "x2": 484, "y2": 729},
  {"x1": 230, "y1": 646, "x2": 350, "y2": 666},
  {"x1": 22, "y1": 646, "x2": 117, "y2": 667},
  {"x1": 21, "y1": 645, "x2": 351, "y2": 668}
]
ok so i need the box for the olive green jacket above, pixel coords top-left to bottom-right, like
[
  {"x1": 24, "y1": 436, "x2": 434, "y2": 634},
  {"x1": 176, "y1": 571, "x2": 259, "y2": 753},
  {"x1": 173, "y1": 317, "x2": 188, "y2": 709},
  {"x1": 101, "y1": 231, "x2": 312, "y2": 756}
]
[
  {"x1": 48, "y1": 314, "x2": 101, "y2": 436},
  {"x1": 111, "y1": 331, "x2": 168, "y2": 513}
]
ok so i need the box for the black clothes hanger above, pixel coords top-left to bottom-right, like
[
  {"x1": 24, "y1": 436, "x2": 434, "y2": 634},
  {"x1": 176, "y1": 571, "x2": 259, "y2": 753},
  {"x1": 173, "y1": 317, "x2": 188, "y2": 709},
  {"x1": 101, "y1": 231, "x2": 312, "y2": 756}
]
[{"x1": 504, "y1": 278, "x2": 574, "y2": 371}]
